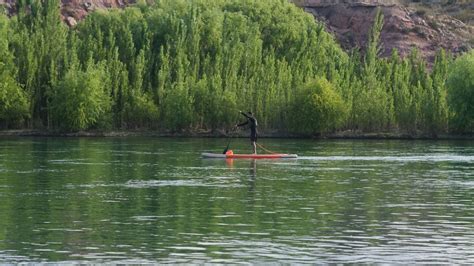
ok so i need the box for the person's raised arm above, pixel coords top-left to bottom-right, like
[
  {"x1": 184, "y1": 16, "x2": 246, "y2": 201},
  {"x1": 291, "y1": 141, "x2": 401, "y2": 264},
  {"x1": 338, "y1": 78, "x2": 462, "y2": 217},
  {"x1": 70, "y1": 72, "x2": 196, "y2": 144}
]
[
  {"x1": 236, "y1": 111, "x2": 249, "y2": 127},
  {"x1": 240, "y1": 111, "x2": 250, "y2": 119}
]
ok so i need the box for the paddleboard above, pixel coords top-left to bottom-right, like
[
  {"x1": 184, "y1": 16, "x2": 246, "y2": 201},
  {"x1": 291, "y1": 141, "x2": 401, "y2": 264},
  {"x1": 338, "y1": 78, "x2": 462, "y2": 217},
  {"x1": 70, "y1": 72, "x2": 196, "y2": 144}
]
[{"x1": 202, "y1": 152, "x2": 297, "y2": 159}]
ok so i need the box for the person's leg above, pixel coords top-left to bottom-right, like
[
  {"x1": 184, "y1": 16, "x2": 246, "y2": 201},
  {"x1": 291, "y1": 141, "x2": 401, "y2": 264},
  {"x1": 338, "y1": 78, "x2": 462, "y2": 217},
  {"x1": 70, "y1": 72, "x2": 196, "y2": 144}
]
[{"x1": 252, "y1": 141, "x2": 257, "y2": 154}]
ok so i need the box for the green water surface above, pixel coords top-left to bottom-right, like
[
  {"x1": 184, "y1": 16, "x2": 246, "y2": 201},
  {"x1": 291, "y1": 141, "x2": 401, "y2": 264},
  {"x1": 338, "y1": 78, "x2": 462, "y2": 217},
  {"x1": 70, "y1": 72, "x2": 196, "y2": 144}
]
[{"x1": 0, "y1": 137, "x2": 473, "y2": 263}]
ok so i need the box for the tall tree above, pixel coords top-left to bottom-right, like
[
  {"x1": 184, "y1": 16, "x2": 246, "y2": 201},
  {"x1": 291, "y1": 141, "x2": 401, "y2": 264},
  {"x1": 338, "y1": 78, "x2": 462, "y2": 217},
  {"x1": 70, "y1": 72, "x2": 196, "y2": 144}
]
[{"x1": 446, "y1": 51, "x2": 474, "y2": 133}]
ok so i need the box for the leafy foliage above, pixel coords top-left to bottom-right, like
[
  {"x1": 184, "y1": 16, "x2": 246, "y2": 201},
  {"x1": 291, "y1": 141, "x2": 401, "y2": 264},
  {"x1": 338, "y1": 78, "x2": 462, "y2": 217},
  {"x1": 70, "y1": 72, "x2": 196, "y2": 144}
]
[
  {"x1": 0, "y1": 73, "x2": 30, "y2": 128},
  {"x1": 0, "y1": 14, "x2": 30, "y2": 128},
  {"x1": 50, "y1": 62, "x2": 111, "y2": 131},
  {"x1": 291, "y1": 78, "x2": 346, "y2": 135},
  {"x1": 446, "y1": 51, "x2": 474, "y2": 132},
  {"x1": 0, "y1": 2, "x2": 472, "y2": 135}
]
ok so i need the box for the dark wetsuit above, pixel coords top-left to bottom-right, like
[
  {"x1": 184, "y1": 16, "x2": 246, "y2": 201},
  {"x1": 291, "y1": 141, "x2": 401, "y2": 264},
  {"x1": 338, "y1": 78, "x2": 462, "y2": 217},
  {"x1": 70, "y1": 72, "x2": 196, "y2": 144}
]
[{"x1": 237, "y1": 112, "x2": 258, "y2": 142}]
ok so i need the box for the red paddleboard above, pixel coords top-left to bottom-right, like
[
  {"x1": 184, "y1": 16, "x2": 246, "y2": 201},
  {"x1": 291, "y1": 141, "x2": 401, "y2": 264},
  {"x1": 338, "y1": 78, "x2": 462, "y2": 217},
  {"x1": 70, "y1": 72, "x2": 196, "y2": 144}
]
[{"x1": 201, "y1": 152, "x2": 297, "y2": 159}]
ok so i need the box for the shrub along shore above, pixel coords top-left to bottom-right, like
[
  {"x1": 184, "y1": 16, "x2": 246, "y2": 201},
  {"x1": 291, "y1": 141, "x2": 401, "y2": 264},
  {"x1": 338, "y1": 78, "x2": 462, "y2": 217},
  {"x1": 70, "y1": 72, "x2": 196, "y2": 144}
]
[
  {"x1": 0, "y1": 129, "x2": 473, "y2": 140},
  {"x1": 1, "y1": 0, "x2": 473, "y2": 135}
]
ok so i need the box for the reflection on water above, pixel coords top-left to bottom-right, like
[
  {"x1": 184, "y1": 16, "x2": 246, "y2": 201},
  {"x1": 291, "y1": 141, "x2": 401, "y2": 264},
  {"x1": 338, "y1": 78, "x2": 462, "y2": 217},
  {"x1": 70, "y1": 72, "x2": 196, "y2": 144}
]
[
  {"x1": 250, "y1": 159, "x2": 257, "y2": 177},
  {"x1": 0, "y1": 137, "x2": 473, "y2": 263}
]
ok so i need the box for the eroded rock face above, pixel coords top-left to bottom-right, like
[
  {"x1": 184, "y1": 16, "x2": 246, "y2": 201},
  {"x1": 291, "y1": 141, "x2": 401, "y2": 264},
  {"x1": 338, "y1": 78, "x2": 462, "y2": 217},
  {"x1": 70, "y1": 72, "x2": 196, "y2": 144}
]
[
  {"x1": 304, "y1": 4, "x2": 473, "y2": 61},
  {"x1": 0, "y1": 0, "x2": 135, "y2": 21},
  {"x1": 0, "y1": 0, "x2": 16, "y2": 14},
  {"x1": 60, "y1": 0, "x2": 135, "y2": 20}
]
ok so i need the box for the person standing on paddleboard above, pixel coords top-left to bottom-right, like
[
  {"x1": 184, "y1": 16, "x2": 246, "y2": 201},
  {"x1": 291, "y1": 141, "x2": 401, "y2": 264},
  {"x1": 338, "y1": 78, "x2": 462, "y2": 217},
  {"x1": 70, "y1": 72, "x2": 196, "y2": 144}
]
[{"x1": 236, "y1": 111, "x2": 258, "y2": 154}]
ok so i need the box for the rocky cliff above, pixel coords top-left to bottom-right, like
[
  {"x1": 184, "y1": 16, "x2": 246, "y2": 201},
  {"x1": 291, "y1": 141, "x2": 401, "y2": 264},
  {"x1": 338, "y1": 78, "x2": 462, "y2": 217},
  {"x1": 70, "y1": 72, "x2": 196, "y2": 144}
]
[
  {"x1": 297, "y1": 1, "x2": 473, "y2": 60},
  {"x1": 61, "y1": 0, "x2": 136, "y2": 26},
  {"x1": 0, "y1": 0, "x2": 136, "y2": 26}
]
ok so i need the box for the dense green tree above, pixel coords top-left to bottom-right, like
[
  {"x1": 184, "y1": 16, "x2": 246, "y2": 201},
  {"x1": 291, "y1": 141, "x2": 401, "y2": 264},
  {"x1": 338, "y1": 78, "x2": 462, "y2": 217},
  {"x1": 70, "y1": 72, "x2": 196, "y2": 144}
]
[
  {"x1": 123, "y1": 91, "x2": 159, "y2": 129},
  {"x1": 0, "y1": 14, "x2": 30, "y2": 128},
  {"x1": 10, "y1": 0, "x2": 68, "y2": 128},
  {"x1": 390, "y1": 52, "x2": 413, "y2": 132},
  {"x1": 428, "y1": 50, "x2": 450, "y2": 133},
  {"x1": 0, "y1": 0, "x2": 470, "y2": 136},
  {"x1": 290, "y1": 78, "x2": 346, "y2": 135},
  {"x1": 446, "y1": 51, "x2": 474, "y2": 132},
  {"x1": 50, "y1": 62, "x2": 111, "y2": 131},
  {"x1": 0, "y1": 73, "x2": 30, "y2": 128},
  {"x1": 351, "y1": 9, "x2": 394, "y2": 132}
]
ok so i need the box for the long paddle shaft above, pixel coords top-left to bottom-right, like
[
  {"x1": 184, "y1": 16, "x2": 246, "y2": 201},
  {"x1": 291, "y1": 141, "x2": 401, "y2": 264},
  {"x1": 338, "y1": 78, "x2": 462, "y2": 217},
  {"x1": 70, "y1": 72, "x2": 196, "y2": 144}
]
[
  {"x1": 223, "y1": 126, "x2": 236, "y2": 154},
  {"x1": 223, "y1": 138, "x2": 232, "y2": 154}
]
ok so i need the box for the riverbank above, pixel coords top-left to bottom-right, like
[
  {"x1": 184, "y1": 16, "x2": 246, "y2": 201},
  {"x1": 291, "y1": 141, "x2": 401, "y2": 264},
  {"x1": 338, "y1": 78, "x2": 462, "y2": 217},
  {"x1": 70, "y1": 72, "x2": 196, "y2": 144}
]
[{"x1": 1, "y1": 129, "x2": 473, "y2": 140}]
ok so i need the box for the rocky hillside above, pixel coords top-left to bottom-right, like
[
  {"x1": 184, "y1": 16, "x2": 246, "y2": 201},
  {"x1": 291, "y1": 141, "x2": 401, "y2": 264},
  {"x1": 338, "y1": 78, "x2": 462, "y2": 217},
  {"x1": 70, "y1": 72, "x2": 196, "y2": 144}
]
[
  {"x1": 1, "y1": 0, "x2": 472, "y2": 61},
  {"x1": 61, "y1": 0, "x2": 137, "y2": 26},
  {"x1": 402, "y1": 0, "x2": 474, "y2": 26},
  {"x1": 0, "y1": 0, "x2": 136, "y2": 26},
  {"x1": 297, "y1": 1, "x2": 473, "y2": 61}
]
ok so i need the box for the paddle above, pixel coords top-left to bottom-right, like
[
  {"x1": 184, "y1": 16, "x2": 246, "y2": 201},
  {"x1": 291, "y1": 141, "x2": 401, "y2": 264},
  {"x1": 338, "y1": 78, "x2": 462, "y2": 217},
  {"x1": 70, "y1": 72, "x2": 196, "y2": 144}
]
[{"x1": 223, "y1": 125, "x2": 237, "y2": 154}]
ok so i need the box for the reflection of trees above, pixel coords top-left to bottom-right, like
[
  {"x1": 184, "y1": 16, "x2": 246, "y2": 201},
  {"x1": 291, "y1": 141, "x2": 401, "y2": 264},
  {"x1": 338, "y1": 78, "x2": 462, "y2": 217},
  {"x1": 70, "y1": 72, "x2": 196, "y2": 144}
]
[{"x1": 1, "y1": 139, "x2": 473, "y2": 260}]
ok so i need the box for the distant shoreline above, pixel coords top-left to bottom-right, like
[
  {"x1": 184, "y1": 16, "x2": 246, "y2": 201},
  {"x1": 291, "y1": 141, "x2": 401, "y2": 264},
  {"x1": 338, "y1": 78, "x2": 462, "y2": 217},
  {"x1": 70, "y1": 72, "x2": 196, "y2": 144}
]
[{"x1": 1, "y1": 130, "x2": 473, "y2": 140}]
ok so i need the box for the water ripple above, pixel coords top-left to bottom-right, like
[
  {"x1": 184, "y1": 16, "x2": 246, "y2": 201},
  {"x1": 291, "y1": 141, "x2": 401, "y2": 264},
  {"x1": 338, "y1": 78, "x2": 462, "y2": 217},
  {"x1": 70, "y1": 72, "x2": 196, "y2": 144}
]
[
  {"x1": 299, "y1": 155, "x2": 474, "y2": 162},
  {"x1": 2, "y1": 138, "x2": 474, "y2": 264}
]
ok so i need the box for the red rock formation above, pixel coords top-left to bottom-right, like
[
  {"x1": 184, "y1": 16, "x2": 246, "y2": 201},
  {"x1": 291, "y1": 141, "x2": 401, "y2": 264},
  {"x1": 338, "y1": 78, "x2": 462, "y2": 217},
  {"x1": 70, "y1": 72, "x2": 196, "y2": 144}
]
[
  {"x1": 303, "y1": 4, "x2": 472, "y2": 61},
  {"x1": 60, "y1": 0, "x2": 135, "y2": 21},
  {"x1": 0, "y1": 0, "x2": 135, "y2": 21}
]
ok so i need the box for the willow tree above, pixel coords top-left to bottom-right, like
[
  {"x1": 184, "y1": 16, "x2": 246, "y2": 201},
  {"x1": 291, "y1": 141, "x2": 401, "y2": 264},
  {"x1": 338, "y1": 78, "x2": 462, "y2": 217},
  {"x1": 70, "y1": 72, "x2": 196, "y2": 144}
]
[
  {"x1": 290, "y1": 78, "x2": 346, "y2": 135},
  {"x1": 0, "y1": 14, "x2": 30, "y2": 128},
  {"x1": 446, "y1": 51, "x2": 474, "y2": 133},
  {"x1": 1, "y1": 0, "x2": 464, "y2": 135},
  {"x1": 10, "y1": 0, "x2": 68, "y2": 128},
  {"x1": 50, "y1": 62, "x2": 111, "y2": 131},
  {"x1": 352, "y1": 9, "x2": 394, "y2": 131}
]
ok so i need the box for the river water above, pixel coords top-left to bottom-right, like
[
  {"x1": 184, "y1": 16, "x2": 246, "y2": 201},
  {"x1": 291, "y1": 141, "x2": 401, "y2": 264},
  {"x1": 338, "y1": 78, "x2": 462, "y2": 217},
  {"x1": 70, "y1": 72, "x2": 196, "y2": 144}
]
[{"x1": 0, "y1": 137, "x2": 473, "y2": 263}]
